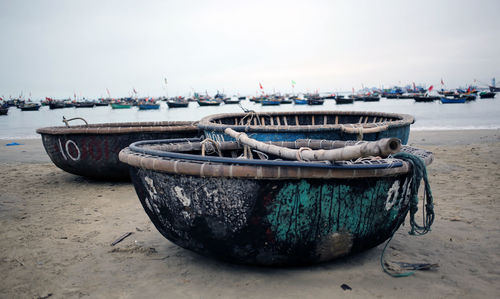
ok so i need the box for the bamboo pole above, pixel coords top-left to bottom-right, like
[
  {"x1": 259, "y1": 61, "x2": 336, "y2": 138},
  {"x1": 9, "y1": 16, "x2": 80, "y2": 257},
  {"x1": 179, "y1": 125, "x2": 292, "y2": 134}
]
[{"x1": 224, "y1": 128, "x2": 401, "y2": 161}]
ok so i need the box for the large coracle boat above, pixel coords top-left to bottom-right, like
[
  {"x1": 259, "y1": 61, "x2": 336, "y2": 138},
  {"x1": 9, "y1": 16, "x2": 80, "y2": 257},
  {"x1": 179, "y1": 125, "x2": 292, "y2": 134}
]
[
  {"x1": 37, "y1": 119, "x2": 200, "y2": 180},
  {"x1": 198, "y1": 111, "x2": 415, "y2": 144},
  {"x1": 119, "y1": 134, "x2": 433, "y2": 266}
]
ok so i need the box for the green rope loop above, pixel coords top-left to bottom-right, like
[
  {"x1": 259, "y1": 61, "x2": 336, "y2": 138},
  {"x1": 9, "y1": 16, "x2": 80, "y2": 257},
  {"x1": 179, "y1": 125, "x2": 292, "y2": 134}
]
[
  {"x1": 393, "y1": 152, "x2": 435, "y2": 235},
  {"x1": 381, "y1": 151, "x2": 435, "y2": 277}
]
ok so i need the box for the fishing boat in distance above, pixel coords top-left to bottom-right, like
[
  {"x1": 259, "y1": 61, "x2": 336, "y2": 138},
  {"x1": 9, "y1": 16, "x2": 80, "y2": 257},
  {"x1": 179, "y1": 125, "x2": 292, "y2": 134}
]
[
  {"x1": 19, "y1": 103, "x2": 42, "y2": 111},
  {"x1": 0, "y1": 106, "x2": 8, "y2": 115},
  {"x1": 440, "y1": 97, "x2": 466, "y2": 104},
  {"x1": 48, "y1": 100, "x2": 66, "y2": 109},
  {"x1": 261, "y1": 96, "x2": 281, "y2": 106},
  {"x1": 74, "y1": 101, "x2": 95, "y2": 108},
  {"x1": 197, "y1": 97, "x2": 222, "y2": 106},
  {"x1": 489, "y1": 78, "x2": 500, "y2": 92},
  {"x1": 335, "y1": 95, "x2": 354, "y2": 104},
  {"x1": 223, "y1": 96, "x2": 241, "y2": 104},
  {"x1": 414, "y1": 95, "x2": 440, "y2": 102},
  {"x1": 111, "y1": 102, "x2": 132, "y2": 109},
  {"x1": 198, "y1": 111, "x2": 415, "y2": 144},
  {"x1": 292, "y1": 96, "x2": 307, "y2": 105},
  {"x1": 119, "y1": 136, "x2": 433, "y2": 265},
  {"x1": 167, "y1": 97, "x2": 189, "y2": 108},
  {"x1": 479, "y1": 91, "x2": 496, "y2": 99},
  {"x1": 37, "y1": 119, "x2": 200, "y2": 180},
  {"x1": 138, "y1": 99, "x2": 160, "y2": 110}
]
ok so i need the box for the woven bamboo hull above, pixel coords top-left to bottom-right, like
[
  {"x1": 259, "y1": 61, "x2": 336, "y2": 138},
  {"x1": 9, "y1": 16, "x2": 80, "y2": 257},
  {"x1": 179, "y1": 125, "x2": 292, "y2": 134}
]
[
  {"x1": 37, "y1": 122, "x2": 200, "y2": 180},
  {"x1": 199, "y1": 111, "x2": 414, "y2": 144},
  {"x1": 128, "y1": 168, "x2": 412, "y2": 265},
  {"x1": 119, "y1": 138, "x2": 433, "y2": 266}
]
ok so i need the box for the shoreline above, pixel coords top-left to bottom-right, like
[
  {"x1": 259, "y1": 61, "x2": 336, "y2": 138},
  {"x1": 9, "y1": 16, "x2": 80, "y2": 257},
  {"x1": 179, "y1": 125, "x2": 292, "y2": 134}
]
[
  {"x1": 1, "y1": 130, "x2": 499, "y2": 298},
  {"x1": 1, "y1": 129, "x2": 499, "y2": 164}
]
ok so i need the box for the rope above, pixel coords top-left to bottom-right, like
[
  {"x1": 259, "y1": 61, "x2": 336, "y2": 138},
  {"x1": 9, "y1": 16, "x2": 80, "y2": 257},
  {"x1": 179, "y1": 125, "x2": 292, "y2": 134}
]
[
  {"x1": 296, "y1": 147, "x2": 312, "y2": 161},
  {"x1": 380, "y1": 151, "x2": 435, "y2": 277},
  {"x1": 200, "y1": 138, "x2": 222, "y2": 157},
  {"x1": 62, "y1": 116, "x2": 88, "y2": 127},
  {"x1": 394, "y1": 152, "x2": 435, "y2": 235}
]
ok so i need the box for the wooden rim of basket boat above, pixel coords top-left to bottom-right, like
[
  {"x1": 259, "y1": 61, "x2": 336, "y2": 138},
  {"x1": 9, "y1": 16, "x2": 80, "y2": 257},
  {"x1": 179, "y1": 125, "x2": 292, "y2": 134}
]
[
  {"x1": 119, "y1": 138, "x2": 432, "y2": 179},
  {"x1": 198, "y1": 111, "x2": 415, "y2": 133},
  {"x1": 36, "y1": 121, "x2": 198, "y2": 135}
]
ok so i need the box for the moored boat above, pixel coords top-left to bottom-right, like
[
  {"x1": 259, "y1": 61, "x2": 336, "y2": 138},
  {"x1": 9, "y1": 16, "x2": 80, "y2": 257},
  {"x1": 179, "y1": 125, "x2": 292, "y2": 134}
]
[
  {"x1": 335, "y1": 95, "x2": 354, "y2": 104},
  {"x1": 197, "y1": 98, "x2": 222, "y2": 106},
  {"x1": 119, "y1": 137, "x2": 433, "y2": 265},
  {"x1": 49, "y1": 101, "x2": 66, "y2": 109},
  {"x1": 261, "y1": 97, "x2": 281, "y2": 105},
  {"x1": 19, "y1": 103, "x2": 41, "y2": 111},
  {"x1": 223, "y1": 97, "x2": 241, "y2": 104},
  {"x1": 0, "y1": 107, "x2": 8, "y2": 115},
  {"x1": 111, "y1": 102, "x2": 132, "y2": 109},
  {"x1": 307, "y1": 97, "x2": 324, "y2": 105},
  {"x1": 37, "y1": 120, "x2": 200, "y2": 180},
  {"x1": 479, "y1": 91, "x2": 496, "y2": 99},
  {"x1": 74, "y1": 102, "x2": 95, "y2": 108},
  {"x1": 362, "y1": 95, "x2": 380, "y2": 102},
  {"x1": 167, "y1": 98, "x2": 189, "y2": 108},
  {"x1": 292, "y1": 96, "x2": 307, "y2": 105},
  {"x1": 138, "y1": 101, "x2": 160, "y2": 110},
  {"x1": 414, "y1": 95, "x2": 440, "y2": 102},
  {"x1": 198, "y1": 111, "x2": 415, "y2": 144},
  {"x1": 440, "y1": 97, "x2": 466, "y2": 104}
]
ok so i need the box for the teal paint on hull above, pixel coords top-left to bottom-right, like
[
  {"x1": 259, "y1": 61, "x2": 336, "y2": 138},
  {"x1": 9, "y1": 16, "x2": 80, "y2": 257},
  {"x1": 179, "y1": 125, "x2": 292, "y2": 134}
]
[{"x1": 266, "y1": 178, "x2": 409, "y2": 245}]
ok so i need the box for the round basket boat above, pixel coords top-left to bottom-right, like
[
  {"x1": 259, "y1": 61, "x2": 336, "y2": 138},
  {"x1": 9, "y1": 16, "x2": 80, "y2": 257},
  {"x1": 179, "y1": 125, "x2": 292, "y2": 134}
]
[
  {"x1": 37, "y1": 121, "x2": 201, "y2": 180},
  {"x1": 198, "y1": 111, "x2": 415, "y2": 144},
  {"x1": 119, "y1": 138, "x2": 433, "y2": 266}
]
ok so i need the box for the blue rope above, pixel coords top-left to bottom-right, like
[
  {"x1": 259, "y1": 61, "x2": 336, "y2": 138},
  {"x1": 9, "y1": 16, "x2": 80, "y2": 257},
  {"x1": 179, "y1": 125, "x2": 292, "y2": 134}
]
[{"x1": 381, "y1": 151, "x2": 435, "y2": 277}]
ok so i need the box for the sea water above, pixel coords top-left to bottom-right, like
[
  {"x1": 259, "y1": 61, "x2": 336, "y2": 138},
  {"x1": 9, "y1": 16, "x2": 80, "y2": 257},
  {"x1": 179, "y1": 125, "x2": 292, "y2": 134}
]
[{"x1": 1, "y1": 97, "x2": 499, "y2": 139}]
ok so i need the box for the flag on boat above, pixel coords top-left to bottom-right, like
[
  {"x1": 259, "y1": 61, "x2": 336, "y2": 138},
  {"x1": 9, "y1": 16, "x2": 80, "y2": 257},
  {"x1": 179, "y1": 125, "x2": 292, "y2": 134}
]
[
  {"x1": 413, "y1": 82, "x2": 416, "y2": 91},
  {"x1": 259, "y1": 82, "x2": 263, "y2": 90},
  {"x1": 133, "y1": 88, "x2": 138, "y2": 94},
  {"x1": 106, "y1": 88, "x2": 111, "y2": 97},
  {"x1": 291, "y1": 80, "x2": 296, "y2": 87},
  {"x1": 164, "y1": 78, "x2": 168, "y2": 85},
  {"x1": 440, "y1": 78, "x2": 444, "y2": 85},
  {"x1": 428, "y1": 85, "x2": 434, "y2": 92}
]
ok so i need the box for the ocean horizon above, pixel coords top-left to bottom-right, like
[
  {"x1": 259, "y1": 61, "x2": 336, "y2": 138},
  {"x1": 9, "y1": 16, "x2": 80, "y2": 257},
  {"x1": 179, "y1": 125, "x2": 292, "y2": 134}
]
[{"x1": 1, "y1": 97, "x2": 499, "y2": 140}]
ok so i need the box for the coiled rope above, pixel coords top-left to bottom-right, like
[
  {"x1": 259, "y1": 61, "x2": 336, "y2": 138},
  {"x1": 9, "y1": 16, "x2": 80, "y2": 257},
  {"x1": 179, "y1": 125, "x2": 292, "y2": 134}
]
[{"x1": 380, "y1": 151, "x2": 435, "y2": 277}]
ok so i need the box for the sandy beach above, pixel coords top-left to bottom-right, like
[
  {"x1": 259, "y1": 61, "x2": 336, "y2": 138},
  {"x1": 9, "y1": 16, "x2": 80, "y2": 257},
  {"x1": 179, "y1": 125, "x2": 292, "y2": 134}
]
[{"x1": 1, "y1": 129, "x2": 499, "y2": 299}]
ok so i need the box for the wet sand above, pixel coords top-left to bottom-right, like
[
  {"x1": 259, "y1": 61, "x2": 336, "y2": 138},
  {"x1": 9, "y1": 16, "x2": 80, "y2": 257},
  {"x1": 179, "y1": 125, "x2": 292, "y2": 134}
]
[{"x1": 1, "y1": 130, "x2": 499, "y2": 298}]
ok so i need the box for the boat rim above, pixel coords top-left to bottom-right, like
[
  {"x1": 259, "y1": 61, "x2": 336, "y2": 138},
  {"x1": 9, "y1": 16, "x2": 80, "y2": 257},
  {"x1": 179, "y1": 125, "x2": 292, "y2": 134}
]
[
  {"x1": 198, "y1": 110, "x2": 415, "y2": 133},
  {"x1": 119, "y1": 138, "x2": 433, "y2": 179},
  {"x1": 36, "y1": 121, "x2": 198, "y2": 135}
]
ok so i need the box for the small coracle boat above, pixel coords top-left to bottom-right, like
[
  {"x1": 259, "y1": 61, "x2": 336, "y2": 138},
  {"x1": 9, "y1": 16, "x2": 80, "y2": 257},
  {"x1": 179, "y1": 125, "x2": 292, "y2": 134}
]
[
  {"x1": 198, "y1": 111, "x2": 415, "y2": 144},
  {"x1": 119, "y1": 133, "x2": 433, "y2": 265},
  {"x1": 37, "y1": 119, "x2": 200, "y2": 180}
]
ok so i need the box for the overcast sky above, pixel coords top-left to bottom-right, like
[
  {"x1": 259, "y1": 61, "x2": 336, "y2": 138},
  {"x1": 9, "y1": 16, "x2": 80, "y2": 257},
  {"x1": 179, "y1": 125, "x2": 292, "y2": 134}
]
[{"x1": 1, "y1": 0, "x2": 499, "y2": 99}]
